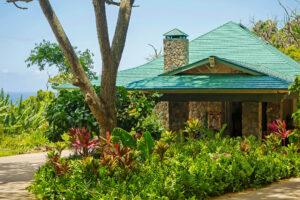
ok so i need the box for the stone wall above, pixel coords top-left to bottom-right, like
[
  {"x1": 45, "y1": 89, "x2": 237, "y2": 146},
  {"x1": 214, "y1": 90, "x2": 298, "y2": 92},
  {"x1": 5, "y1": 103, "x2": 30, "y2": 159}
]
[
  {"x1": 169, "y1": 101, "x2": 189, "y2": 131},
  {"x1": 242, "y1": 102, "x2": 262, "y2": 138},
  {"x1": 154, "y1": 101, "x2": 169, "y2": 129},
  {"x1": 189, "y1": 102, "x2": 208, "y2": 125},
  {"x1": 189, "y1": 101, "x2": 223, "y2": 130},
  {"x1": 163, "y1": 38, "x2": 189, "y2": 72}
]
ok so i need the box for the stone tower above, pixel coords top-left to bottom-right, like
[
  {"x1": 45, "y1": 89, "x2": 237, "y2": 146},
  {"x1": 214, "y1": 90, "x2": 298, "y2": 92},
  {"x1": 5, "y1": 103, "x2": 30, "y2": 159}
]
[{"x1": 163, "y1": 28, "x2": 189, "y2": 72}]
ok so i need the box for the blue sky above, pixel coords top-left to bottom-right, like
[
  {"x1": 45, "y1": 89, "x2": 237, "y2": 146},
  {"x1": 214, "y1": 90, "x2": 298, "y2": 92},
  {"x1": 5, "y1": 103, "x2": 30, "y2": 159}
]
[{"x1": 0, "y1": 0, "x2": 299, "y2": 92}]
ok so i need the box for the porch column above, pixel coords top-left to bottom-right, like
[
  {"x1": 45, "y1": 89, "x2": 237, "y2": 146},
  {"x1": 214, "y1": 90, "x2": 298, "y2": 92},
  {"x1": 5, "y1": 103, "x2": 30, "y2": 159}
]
[
  {"x1": 242, "y1": 102, "x2": 262, "y2": 138},
  {"x1": 266, "y1": 102, "x2": 281, "y2": 123},
  {"x1": 169, "y1": 101, "x2": 189, "y2": 131}
]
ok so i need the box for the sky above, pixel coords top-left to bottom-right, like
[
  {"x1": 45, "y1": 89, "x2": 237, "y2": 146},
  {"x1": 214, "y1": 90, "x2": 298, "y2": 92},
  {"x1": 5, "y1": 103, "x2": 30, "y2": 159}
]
[{"x1": 0, "y1": 0, "x2": 299, "y2": 92}]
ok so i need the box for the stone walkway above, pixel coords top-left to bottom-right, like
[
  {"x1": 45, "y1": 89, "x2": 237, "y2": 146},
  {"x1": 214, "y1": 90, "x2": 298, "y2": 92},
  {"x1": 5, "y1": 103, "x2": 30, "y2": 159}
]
[
  {"x1": 212, "y1": 178, "x2": 300, "y2": 200},
  {"x1": 0, "y1": 151, "x2": 70, "y2": 200},
  {"x1": 0, "y1": 151, "x2": 300, "y2": 200}
]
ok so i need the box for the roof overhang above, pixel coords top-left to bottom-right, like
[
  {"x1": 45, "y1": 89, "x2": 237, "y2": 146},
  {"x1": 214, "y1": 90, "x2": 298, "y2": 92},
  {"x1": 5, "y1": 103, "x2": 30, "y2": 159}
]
[{"x1": 160, "y1": 93, "x2": 293, "y2": 102}]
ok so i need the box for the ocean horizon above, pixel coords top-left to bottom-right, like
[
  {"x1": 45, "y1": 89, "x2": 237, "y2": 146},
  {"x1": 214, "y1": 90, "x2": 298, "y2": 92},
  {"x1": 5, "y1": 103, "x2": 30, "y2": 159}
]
[{"x1": 3, "y1": 91, "x2": 37, "y2": 103}]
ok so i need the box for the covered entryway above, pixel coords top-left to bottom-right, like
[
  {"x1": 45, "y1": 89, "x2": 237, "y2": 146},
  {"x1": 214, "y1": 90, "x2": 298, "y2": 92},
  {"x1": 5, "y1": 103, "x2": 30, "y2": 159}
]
[{"x1": 158, "y1": 92, "x2": 293, "y2": 138}]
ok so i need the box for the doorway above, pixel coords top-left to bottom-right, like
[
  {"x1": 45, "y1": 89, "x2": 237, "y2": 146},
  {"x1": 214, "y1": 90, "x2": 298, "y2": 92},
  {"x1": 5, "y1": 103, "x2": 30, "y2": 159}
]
[
  {"x1": 262, "y1": 102, "x2": 267, "y2": 136},
  {"x1": 231, "y1": 102, "x2": 242, "y2": 137}
]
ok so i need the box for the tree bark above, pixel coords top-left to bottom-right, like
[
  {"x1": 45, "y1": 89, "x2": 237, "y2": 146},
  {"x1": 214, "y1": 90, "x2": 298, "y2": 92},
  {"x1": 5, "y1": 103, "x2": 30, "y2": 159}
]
[
  {"x1": 10, "y1": 0, "x2": 134, "y2": 136},
  {"x1": 93, "y1": 0, "x2": 134, "y2": 135},
  {"x1": 39, "y1": 0, "x2": 134, "y2": 136},
  {"x1": 38, "y1": 0, "x2": 107, "y2": 133}
]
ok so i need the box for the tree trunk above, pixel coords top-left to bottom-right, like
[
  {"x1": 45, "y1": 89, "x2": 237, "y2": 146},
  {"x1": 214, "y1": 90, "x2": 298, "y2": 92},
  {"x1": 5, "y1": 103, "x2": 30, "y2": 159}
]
[
  {"x1": 93, "y1": 0, "x2": 134, "y2": 135},
  {"x1": 36, "y1": 0, "x2": 134, "y2": 137},
  {"x1": 38, "y1": 0, "x2": 107, "y2": 134}
]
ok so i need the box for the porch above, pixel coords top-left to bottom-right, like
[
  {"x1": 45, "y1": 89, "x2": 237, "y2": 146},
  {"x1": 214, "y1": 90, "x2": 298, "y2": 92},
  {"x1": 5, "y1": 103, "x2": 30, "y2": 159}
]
[{"x1": 155, "y1": 92, "x2": 297, "y2": 138}]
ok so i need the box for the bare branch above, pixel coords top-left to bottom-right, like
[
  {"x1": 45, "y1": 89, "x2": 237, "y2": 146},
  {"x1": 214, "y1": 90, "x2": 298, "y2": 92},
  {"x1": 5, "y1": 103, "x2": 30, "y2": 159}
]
[
  {"x1": 105, "y1": 0, "x2": 139, "y2": 7},
  {"x1": 6, "y1": 0, "x2": 33, "y2": 9},
  {"x1": 278, "y1": 0, "x2": 300, "y2": 47},
  {"x1": 146, "y1": 44, "x2": 162, "y2": 61},
  {"x1": 92, "y1": 0, "x2": 112, "y2": 66},
  {"x1": 111, "y1": 0, "x2": 134, "y2": 66}
]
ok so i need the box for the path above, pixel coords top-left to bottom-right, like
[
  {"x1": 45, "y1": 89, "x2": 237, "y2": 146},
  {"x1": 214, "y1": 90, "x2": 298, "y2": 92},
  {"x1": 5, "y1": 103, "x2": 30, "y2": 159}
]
[
  {"x1": 0, "y1": 151, "x2": 70, "y2": 200},
  {"x1": 212, "y1": 178, "x2": 300, "y2": 200}
]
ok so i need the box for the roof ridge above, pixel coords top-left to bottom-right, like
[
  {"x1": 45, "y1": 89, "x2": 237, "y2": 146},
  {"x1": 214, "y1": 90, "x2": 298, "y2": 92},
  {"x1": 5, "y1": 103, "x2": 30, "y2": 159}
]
[
  {"x1": 189, "y1": 21, "x2": 236, "y2": 43},
  {"x1": 233, "y1": 23, "x2": 300, "y2": 81}
]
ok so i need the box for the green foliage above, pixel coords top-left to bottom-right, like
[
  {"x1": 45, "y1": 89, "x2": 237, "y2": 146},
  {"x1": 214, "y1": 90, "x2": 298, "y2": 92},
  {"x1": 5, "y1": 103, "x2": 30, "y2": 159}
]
[
  {"x1": 252, "y1": 17, "x2": 300, "y2": 61},
  {"x1": 183, "y1": 118, "x2": 216, "y2": 139},
  {"x1": 0, "y1": 90, "x2": 54, "y2": 156},
  {"x1": 30, "y1": 133, "x2": 300, "y2": 199},
  {"x1": 111, "y1": 128, "x2": 137, "y2": 149},
  {"x1": 136, "y1": 112, "x2": 164, "y2": 140},
  {"x1": 0, "y1": 90, "x2": 54, "y2": 134},
  {"x1": 117, "y1": 87, "x2": 160, "y2": 131},
  {"x1": 46, "y1": 89, "x2": 98, "y2": 141},
  {"x1": 137, "y1": 131, "x2": 155, "y2": 161},
  {"x1": 0, "y1": 131, "x2": 50, "y2": 157},
  {"x1": 26, "y1": 40, "x2": 96, "y2": 86},
  {"x1": 46, "y1": 87, "x2": 158, "y2": 141}
]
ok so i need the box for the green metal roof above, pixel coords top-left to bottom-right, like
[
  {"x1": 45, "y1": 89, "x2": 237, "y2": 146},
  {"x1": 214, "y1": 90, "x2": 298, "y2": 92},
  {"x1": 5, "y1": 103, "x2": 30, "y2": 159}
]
[
  {"x1": 56, "y1": 21, "x2": 300, "y2": 90},
  {"x1": 127, "y1": 75, "x2": 290, "y2": 91},
  {"x1": 163, "y1": 28, "x2": 188, "y2": 37}
]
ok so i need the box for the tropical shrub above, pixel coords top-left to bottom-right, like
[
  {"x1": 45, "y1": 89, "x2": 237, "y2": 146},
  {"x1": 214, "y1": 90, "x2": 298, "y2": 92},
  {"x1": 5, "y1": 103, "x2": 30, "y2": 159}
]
[
  {"x1": 0, "y1": 90, "x2": 54, "y2": 134},
  {"x1": 135, "y1": 112, "x2": 164, "y2": 140},
  {"x1": 0, "y1": 90, "x2": 54, "y2": 156},
  {"x1": 268, "y1": 119, "x2": 292, "y2": 146},
  {"x1": 101, "y1": 130, "x2": 135, "y2": 171},
  {"x1": 46, "y1": 87, "x2": 158, "y2": 141},
  {"x1": 68, "y1": 128, "x2": 99, "y2": 157},
  {"x1": 30, "y1": 131, "x2": 300, "y2": 199}
]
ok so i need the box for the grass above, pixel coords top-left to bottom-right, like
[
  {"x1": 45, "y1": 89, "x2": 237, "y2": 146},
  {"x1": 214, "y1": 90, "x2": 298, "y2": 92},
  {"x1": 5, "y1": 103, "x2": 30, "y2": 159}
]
[{"x1": 0, "y1": 131, "x2": 51, "y2": 157}]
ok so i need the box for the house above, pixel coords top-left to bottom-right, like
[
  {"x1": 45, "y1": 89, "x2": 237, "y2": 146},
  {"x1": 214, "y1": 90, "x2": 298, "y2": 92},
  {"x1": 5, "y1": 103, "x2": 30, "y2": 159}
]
[{"x1": 58, "y1": 21, "x2": 300, "y2": 138}]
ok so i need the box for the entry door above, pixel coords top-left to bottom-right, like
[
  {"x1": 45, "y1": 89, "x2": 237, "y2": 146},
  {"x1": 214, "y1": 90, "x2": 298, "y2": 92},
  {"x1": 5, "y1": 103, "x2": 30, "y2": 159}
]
[{"x1": 231, "y1": 102, "x2": 242, "y2": 137}]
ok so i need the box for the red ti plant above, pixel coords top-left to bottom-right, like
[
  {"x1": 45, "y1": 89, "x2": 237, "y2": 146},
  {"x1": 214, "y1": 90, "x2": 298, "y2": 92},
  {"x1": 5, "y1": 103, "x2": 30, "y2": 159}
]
[
  {"x1": 100, "y1": 131, "x2": 133, "y2": 170},
  {"x1": 69, "y1": 128, "x2": 99, "y2": 157},
  {"x1": 47, "y1": 151, "x2": 69, "y2": 176},
  {"x1": 267, "y1": 119, "x2": 292, "y2": 146}
]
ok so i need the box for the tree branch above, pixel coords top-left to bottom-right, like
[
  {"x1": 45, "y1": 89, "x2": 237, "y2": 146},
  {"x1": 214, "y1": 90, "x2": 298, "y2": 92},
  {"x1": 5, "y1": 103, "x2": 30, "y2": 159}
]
[
  {"x1": 111, "y1": 0, "x2": 134, "y2": 66},
  {"x1": 6, "y1": 0, "x2": 33, "y2": 9},
  {"x1": 278, "y1": 0, "x2": 300, "y2": 47},
  {"x1": 38, "y1": 0, "x2": 107, "y2": 126},
  {"x1": 92, "y1": 0, "x2": 112, "y2": 67},
  {"x1": 105, "y1": 0, "x2": 138, "y2": 7}
]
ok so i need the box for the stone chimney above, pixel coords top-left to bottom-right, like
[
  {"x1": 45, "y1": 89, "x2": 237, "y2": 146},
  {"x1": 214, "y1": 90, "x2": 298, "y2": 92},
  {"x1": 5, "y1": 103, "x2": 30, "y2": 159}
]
[{"x1": 163, "y1": 28, "x2": 189, "y2": 72}]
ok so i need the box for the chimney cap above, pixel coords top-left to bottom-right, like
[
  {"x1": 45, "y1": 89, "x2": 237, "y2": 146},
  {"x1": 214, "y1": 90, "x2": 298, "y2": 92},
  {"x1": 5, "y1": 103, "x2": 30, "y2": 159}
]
[{"x1": 164, "y1": 28, "x2": 188, "y2": 39}]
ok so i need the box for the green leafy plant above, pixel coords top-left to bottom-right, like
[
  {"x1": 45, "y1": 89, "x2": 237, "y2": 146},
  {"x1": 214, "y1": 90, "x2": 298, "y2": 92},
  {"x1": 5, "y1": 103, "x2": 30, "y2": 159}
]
[
  {"x1": 154, "y1": 140, "x2": 169, "y2": 161},
  {"x1": 101, "y1": 131, "x2": 134, "y2": 171},
  {"x1": 137, "y1": 131, "x2": 155, "y2": 161},
  {"x1": 46, "y1": 88, "x2": 158, "y2": 141},
  {"x1": 111, "y1": 127, "x2": 137, "y2": 149},
  {"x1": 26, "y1": 40, "x2": 96, "y2": 87},
  {"x1": 0, "y1": 90, "x2": 53, "y2": 156},
  {"x1": 135, "y1": 112, "x2": 164, "y2": 140},
  {"x1": 30, "y1": 135, "x2": 300, "y2": 200}
]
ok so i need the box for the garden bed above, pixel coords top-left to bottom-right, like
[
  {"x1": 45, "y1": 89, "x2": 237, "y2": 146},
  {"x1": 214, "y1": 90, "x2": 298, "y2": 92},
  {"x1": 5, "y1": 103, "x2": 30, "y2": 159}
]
[{"x1": 29, "y1": 130, "x2": 300, "y2": 200}]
